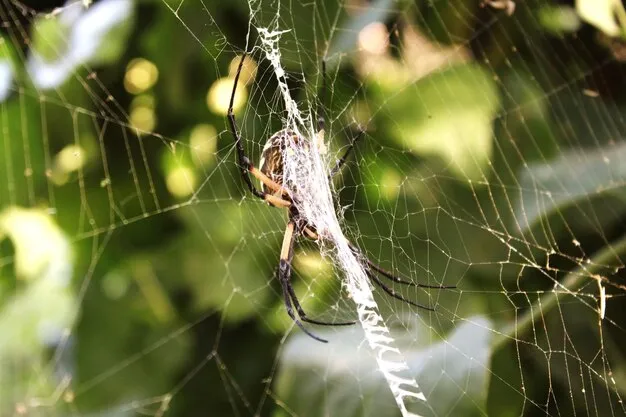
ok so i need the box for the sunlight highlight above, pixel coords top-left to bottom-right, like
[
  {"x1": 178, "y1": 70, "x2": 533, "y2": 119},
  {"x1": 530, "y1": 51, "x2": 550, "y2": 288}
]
[
  {"x1": 228, "y1": 54, "x2": 258, "y2": 85},
  {"x1": 189, "y1": 123, "x2": 218, "y2": 166},
  {"x1": 358, "y1": 22, "x2": 389, "y2": 55},
  {"x1": 124, "y1": 57, "x2": 158, "y2": 94},
  {"x1": 0, "y1": 207, "x2": 72, "y2": 282},
  {"x1": 207, "y1": 77, "x2": 247, "y2": 115},
  {"x1": 56, "y1": 144, "x2": 87, "y2": 173},
  {"x1": 166, "y1": 166, "x2": 197, "y2": 198},
  {"x1": 130, "y1": 95, "x2": 156, "y2": 133}
]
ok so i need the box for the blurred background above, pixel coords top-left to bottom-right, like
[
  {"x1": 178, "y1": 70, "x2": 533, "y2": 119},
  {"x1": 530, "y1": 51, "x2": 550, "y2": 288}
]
[{"x1": 1, "y1": 0, "x2": 626, "y2": 416}]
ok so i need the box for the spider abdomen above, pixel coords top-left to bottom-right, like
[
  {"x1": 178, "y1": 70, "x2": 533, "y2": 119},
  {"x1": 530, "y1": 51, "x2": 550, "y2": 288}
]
[{"x1": 259, "y1": 129, "x2": 304, "y2": 194}]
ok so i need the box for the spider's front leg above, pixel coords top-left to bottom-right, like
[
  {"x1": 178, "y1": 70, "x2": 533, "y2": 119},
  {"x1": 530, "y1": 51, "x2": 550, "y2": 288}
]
[{"x1": 227, "y1": 53, "x2": 291, "y2": 208}]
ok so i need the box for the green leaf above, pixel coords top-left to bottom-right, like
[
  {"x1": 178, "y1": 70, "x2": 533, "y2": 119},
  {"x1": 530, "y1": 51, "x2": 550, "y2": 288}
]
[
  {"x1": 538, "y1": 5, "x2": 581, "y2": 35},
  {"x1": 515, "y1": 141, "x2": 626, "y2": 233},
  {"x1": 487, "y1": 343, "x2": 525, "y2": 417},
  {"x1": 275, "y1": 316, "x2": 493, "y2": 416},
  {"x1": 575, "y1": 0, "x2": 626, "y2": 37},
  {"x1": 381, "y1": 64, "x2": 500, "y2": 183},
  {"x1": 0, "y1": 208, "x2": 75, "y2": 416}
]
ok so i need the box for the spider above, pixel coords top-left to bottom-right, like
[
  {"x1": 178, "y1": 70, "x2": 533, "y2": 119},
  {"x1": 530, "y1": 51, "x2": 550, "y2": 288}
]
[{"x1": 227, "y1": 53, "x2": 453, "y2": 342}]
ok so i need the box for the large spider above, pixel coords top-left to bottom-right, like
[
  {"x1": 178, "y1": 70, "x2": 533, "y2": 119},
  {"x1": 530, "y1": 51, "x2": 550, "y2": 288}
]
[{"x1": 227, "y1": 53, "x2": 452, "y2": 342}]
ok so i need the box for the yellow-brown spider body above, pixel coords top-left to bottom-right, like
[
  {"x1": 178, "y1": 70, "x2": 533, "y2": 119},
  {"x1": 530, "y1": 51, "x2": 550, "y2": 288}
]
[{"x1": 259, "y1": 129, "x2": 308, "y2": 201}]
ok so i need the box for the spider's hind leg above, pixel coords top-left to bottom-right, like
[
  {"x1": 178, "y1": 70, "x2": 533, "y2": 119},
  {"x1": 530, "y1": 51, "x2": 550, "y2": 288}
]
[
  {"x1": 279, "y1": 221, "x2": 356, "y2": 343},
  {"x1": 366, "y1": 258, "x2": 456, "y2": 289},
  {"x1": 279, "y1": 259, "x2": 329, "y2": 343},
  {"x1": 279, "y1": 222, "x2": 329, "y2": 343},
  {"x1": 347, "y1": 241, "x2": 455, "y2": 289},
  {"x1": 285, "y1": 281, "x2": 356, "y2": 327},
  {"x1": 366, "y1": 270, "x2": 435, "y2": 311},
  {"x1": 288, "y1": 224, "x2": 355, "y2": 326}
]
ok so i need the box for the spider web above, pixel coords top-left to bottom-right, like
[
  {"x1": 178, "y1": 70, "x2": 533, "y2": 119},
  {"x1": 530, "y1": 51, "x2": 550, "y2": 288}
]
[{"x1": 1, "y1": 0, "x2": 625, "y2": 416}]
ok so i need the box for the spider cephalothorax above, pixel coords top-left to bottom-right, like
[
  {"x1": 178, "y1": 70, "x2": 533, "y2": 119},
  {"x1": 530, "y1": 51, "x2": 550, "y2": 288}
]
[{"x1": 227, "y1": 53, "x2": 454, "y2": 342}]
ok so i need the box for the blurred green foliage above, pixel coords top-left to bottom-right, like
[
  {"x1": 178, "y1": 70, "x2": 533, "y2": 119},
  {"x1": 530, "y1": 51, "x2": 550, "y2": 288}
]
[{"x1": 1, "y1": 0, "x2": 626, "y2": 416}]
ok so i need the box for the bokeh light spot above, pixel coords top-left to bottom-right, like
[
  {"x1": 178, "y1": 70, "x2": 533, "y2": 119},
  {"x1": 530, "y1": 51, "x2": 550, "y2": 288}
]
[
  {"x1": 130, "y1": 95, "x2": 156, "y2": 133},
  {"x1": 101, "y1": 271, "x2": 130, "y2": 300},
  {"x1": 0, "y1": 207, "x2": 71, "y2": 282},
  {"x1": 358, "y1": 22, "x2": 389, "y2": 55},
  {"x1": 56, "y1": 144, "x2": 86, "y2": 173},
  {"x1": 228, "y1": 54, "x2": 258, "y2": 85},
  {"x1": 380, "y1": 168, "x2": 401, "y2": 201},
  {"x1": 207, "y1": 77, "x2": 246, "y2": 116},
  {"x1": 166, "y1": 166, "x2": 197, "y2": 198},
  {"x1": 189, "y1": 123, "x2": 218, "y2": 166},
  {"x1": 130, "y1": 106, "x2": 156, "y2": 133},
  {"x1": 124, "y1": 57, "x2": 158, "y2": 94}
]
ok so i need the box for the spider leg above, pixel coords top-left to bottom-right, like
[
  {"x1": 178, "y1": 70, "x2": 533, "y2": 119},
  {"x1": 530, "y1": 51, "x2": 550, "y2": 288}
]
[
  {"x1": 227, "y1": 53, "x2": 291, "y2": 208},
  {"x1": 346, "y1": 242, "x2": 455, "y2": 289},
  {"x1": 285, "y1": 282, "x2": 356, "y2": 327},
  {"x1": 280, "y1": 265, "x2": 328, "y2": 343},
  {"x1": 366, "y1": 270, "x2": 435, "y2": 311},
  {"x1": 302, "y1": 229, "x2": 443, "y2": 311},
  {"x1": 284, "y1": 221, "x2": 355, "y2": 327},
  {"x1": 365, "y1": 259, "x2": 456, "y2": 289},
  {"x1": 317, "y1": 59, "x2": 327, "y2": 132},
  {"x1": 247, "y1": 168, "x2": 292, "y2": 208},
  {"x1": 330, "y1": 128, "x2": 364, "y2": 177},
  {"x1": 278, "y1": 221, "x2": 328, "y2": 343}
]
